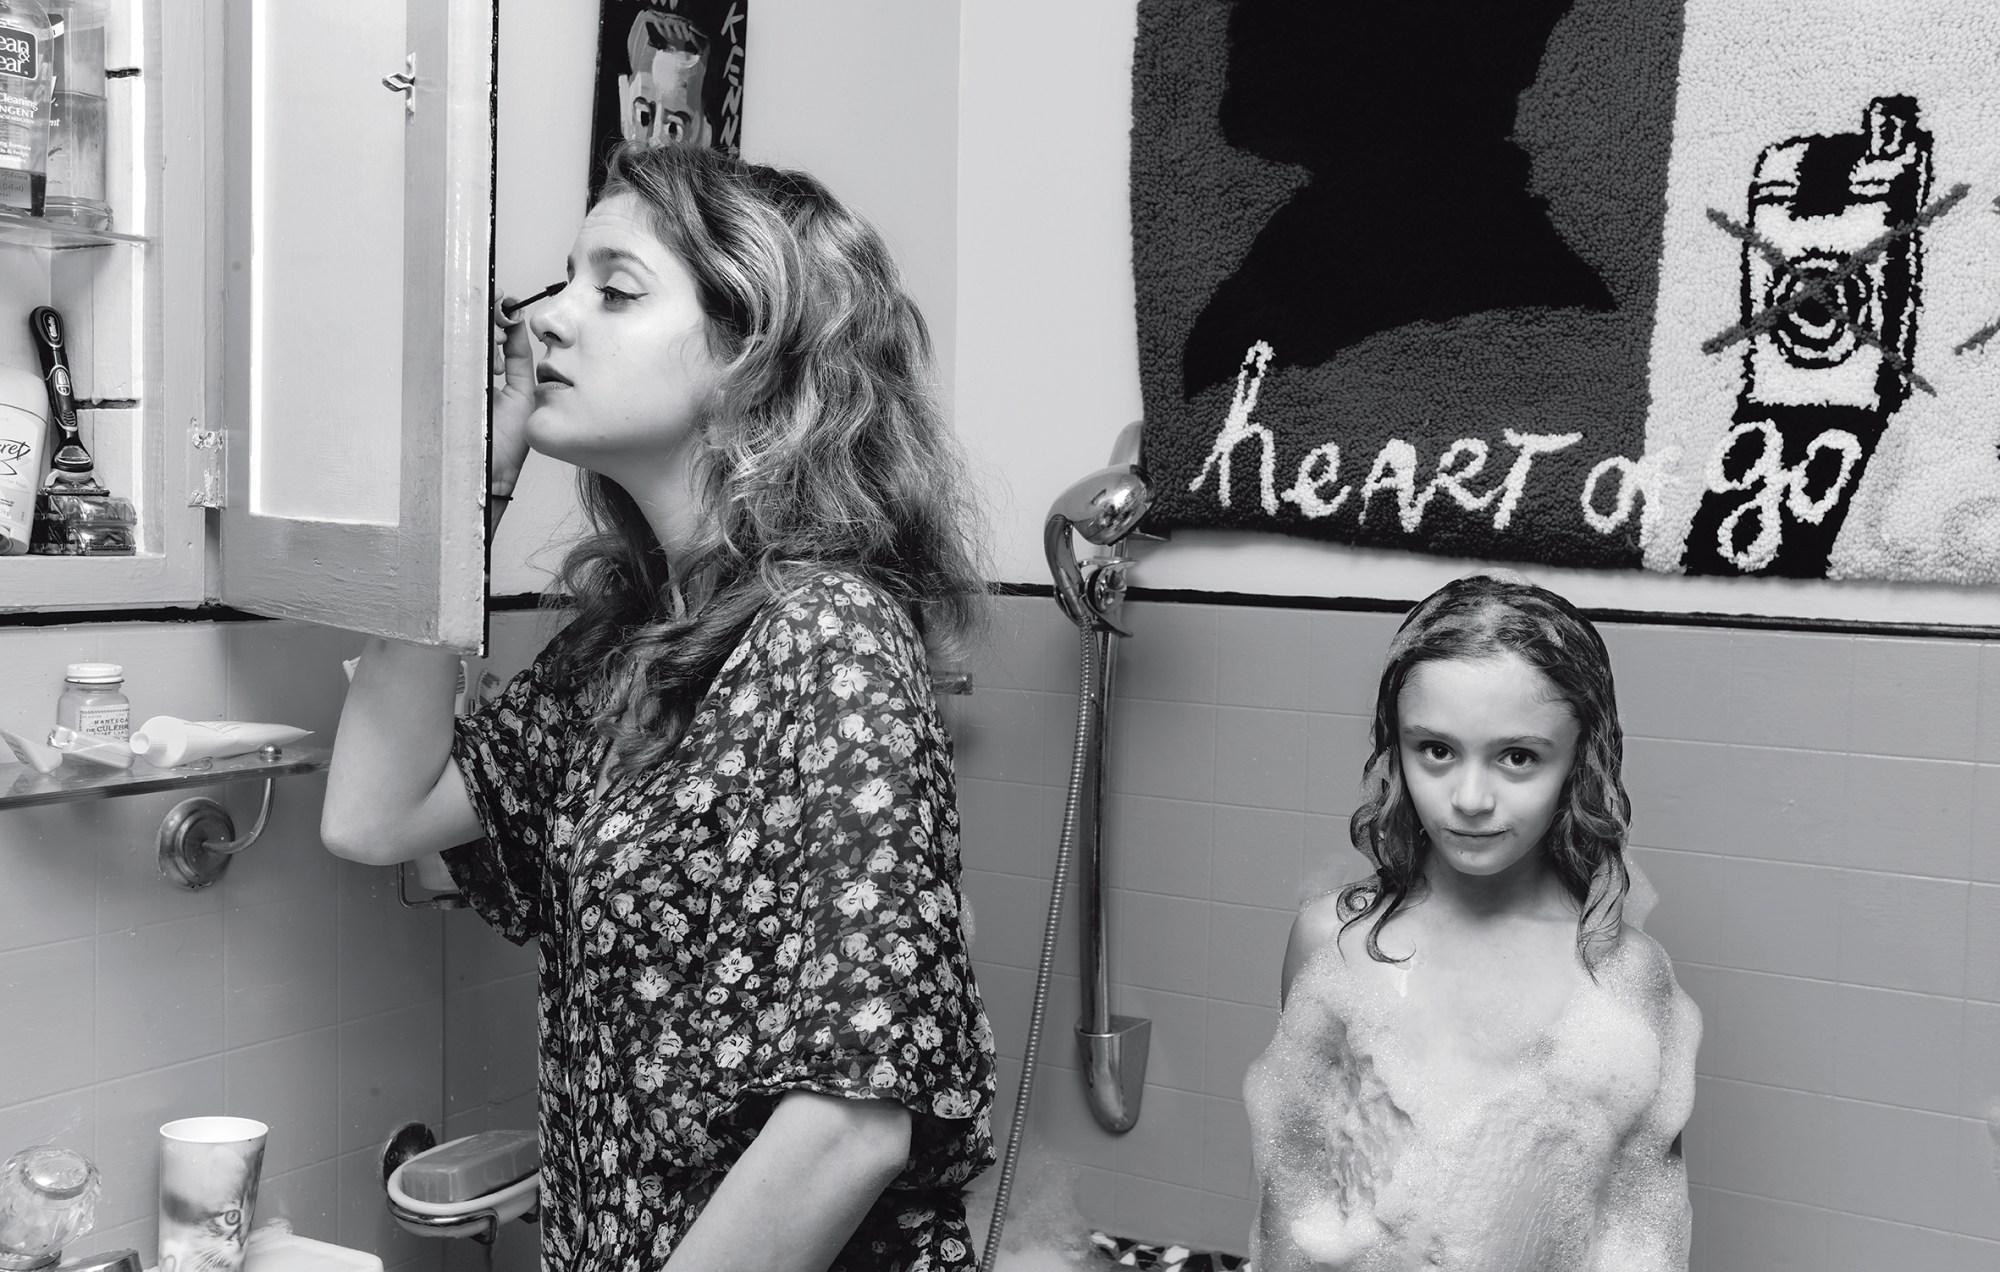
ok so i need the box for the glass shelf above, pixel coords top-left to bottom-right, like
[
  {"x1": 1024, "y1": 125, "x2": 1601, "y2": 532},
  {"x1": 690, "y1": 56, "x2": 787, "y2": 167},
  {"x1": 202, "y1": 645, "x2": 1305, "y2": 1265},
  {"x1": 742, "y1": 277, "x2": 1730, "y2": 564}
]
[
  {"x1": 0, "y1": 208, "x2": 147, "y2": 250},
  {"x1": 0, "y1": 743, "x2": 329, "y2": 810}
]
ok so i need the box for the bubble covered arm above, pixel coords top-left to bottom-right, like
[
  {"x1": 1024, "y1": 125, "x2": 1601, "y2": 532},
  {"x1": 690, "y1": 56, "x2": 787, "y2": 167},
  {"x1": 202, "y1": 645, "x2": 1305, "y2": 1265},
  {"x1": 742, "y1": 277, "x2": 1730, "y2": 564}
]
[
  {"x1": 1280, "y1": 889, "x2": 1352, "y2": 1006},
  {"x1": 1590, "y1": 943, "x2": 1702, "y2": 1271}
]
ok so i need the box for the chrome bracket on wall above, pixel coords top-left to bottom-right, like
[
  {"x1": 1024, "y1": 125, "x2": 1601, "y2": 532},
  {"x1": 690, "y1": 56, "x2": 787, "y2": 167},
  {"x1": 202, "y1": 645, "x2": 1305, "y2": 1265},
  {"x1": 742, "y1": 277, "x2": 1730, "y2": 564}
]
[
  {"x1": 1076, "y1": 1015, "x2": 1151, "y2": 1133},
  {"x1": 157, "y1": 772, "x2": 276, "y2": 889}
]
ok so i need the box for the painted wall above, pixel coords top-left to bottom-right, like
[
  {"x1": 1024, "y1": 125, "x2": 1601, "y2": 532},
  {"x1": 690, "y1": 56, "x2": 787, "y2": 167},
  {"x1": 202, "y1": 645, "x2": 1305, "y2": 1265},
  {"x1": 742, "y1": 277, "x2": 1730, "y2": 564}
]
[
  {"x1": 0, "y1": 620, "x2": 446, "y2": 1272},
  {"x1": 952, "y1": 0, "x2": 2000, "y2": 627},
  {"x1": 948, "y1": 594, "x2": 2000, "y2": 1266}
]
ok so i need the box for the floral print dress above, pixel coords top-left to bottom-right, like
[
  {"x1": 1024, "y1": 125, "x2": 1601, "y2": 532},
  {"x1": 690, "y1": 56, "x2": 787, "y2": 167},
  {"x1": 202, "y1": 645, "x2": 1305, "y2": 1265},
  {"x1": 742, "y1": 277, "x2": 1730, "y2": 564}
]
[{"x1": 444, "y1": 571, "x2": 996, "y2": 1272}]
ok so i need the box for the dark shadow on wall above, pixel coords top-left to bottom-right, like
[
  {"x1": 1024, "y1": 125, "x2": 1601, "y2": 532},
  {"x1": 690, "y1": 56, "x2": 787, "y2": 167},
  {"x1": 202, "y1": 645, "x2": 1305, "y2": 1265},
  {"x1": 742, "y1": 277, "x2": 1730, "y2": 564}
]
[{"x1": 1181, "y1": 0, "x2": 1616, "y2": 399}]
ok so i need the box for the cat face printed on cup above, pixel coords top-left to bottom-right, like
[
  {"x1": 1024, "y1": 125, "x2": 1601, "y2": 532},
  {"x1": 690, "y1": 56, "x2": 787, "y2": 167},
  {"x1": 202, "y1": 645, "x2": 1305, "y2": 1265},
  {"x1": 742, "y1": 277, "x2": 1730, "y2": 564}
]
[{"x1": 158, "y1": 1118, "x2": 267, "y2": 1272}]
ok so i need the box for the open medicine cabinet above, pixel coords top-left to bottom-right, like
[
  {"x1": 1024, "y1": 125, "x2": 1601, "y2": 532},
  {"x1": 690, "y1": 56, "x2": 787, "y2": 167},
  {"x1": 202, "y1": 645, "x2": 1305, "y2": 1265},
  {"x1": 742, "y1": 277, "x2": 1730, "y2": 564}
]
[{"x1": 2, "y1": 0, "x2": 496, "y2": 653}]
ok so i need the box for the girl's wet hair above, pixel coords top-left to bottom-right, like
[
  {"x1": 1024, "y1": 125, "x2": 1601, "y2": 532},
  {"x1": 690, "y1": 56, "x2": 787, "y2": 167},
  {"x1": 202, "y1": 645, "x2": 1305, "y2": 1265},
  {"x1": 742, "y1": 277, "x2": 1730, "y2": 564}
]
[
  {"x1": 1339, "y1": 572, "x2": 1632, "y2": 975},
  {"x1": 544, "y1": 142, "x2": 989, "y2": 772}
]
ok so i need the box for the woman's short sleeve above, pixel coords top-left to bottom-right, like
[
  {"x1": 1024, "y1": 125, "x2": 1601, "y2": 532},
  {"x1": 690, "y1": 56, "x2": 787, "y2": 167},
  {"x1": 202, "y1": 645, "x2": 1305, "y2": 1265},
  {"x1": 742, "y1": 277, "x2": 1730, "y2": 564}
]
[
  {"x1": 443, "y1": 652, "x2": 571, "y2": 945},
  {"x1": 730, "y1": 583, "x2": 995, "y2": 1184}
]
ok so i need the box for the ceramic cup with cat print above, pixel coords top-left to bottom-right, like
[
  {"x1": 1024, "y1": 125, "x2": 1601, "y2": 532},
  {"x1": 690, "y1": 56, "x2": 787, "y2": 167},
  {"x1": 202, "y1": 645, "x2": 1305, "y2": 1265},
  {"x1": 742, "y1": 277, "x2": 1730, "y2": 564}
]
[{"x1": 158, "y1": 1117, "x2": 266, "y2": 1272}]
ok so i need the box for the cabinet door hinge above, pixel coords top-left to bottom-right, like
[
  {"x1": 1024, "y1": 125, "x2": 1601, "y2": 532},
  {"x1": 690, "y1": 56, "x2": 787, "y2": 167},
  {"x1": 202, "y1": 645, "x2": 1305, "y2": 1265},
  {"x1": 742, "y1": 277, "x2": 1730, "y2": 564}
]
[{"x1": 187, "y1": 423, "x2": 225, "y2": 509}]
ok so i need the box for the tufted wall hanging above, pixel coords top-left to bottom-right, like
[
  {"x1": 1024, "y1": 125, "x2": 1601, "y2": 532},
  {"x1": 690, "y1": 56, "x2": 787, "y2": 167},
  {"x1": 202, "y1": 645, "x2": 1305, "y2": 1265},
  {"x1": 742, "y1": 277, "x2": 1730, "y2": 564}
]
[{"x1": 1132, "y1": 0, "x2": 2000, "y2": 585}]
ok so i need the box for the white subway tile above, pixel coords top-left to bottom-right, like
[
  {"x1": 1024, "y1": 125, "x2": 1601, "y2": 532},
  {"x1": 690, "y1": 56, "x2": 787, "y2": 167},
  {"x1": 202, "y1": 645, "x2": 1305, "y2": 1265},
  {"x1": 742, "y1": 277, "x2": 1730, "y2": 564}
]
[
  {"x1": 1822, "y1": 1210, "x2": 1968, "y2": 1272},
  {"x1": 99, "y1": 623, "x2": 229, "y2": 726},
  {"x1": 1849, "y1": 637, "x2": 1981, "y2": 762},
  {"x1": 1709, "y1": 858, "x2": 1841, "y2": 980},
  {"x1": 1303, "y1": 712, "x2": 1371, "y2": 816},
  {"x1": 97, "y1": 918, "x2": 222, "y2": 1082},
  {"x1": 443, "y1": 904, "x2": 537, "y2": 992},
  {"x1": 946, "y1": 687, "x2": 1063, "y2": 786},
  {"x1": 0, "y1": 806, "x2": 100, "y2": 953},
  {"x1": 1835, "y1": 755, "x2": 1974, "y2": 878},
  {"x1": 1825, "y1": 1097, "x2": 1961, "y2": 1231},
  {"x1": 335, "y1": 861, "x2": 443, "y2": 1022},
  {"x1": 220, "y1": 774, "x2": 339, "y2": 909},
  {"x1": 1625, "y1": 847, "x2": 1724, "y2": 961},
  {"x1": 1109, "y1": 888, "x2": 1208, "y2": 997},
  {"x1": 1305, "y1": 610, "x2": 1401, "y2": 716},
  {"x1": 1968, "y1": 885, "x2": 2000, "y2": 1004},
  {"x1": 1216, "y1": 607, "x2": 1309, "y2": 710},
  {"x1": 1979, "y1": 644, "x2": 2000, "y2": 765},
  {"x1": 1117, "y1": 603, "x2": 1218, "y2": 704},
  {"x1": 1971, "y1": 765, "x2": 2000, "y2": 886},
  {"x1": 0, "y1": 1088, "x2": 95, "y2": 1170},
  {"x1": 956, "y1": 776, "x2": 1057, "y2": 879},
  {"x1": 1111, "y1": 1172, "x2": 1204, "y2": 1249},
  {"x1": 1106, "y1": 793, "x2": 1213, "y2": 899},
  {"x1": 1695, "y1": 1078, "x2": 1833, "y2": 1207},
  {"x1": 1957, "y1": 1113, "x2": 2000, "y2": 1241},
  {"x1": 1724, "y1": 631, "x2": 1853, "y2": 752},
  {"x1": 1632, "y1": 740, "x2": 1849, "y2": 868},
  {"x1": 224, "y1": 892, "x2": 337, "y2": 1048},
  {"x1": 1112, "y1": 1083, "x2": 1204, "y2": 1189},
  {"x1": 1112, "y1": 984, "x2": 1206, "y2": 1095},
  {"x1": 1828, "y1": 983, "x2": 1964, "y2": 1115},
  {"x1": 335, "y1": 1146, "x2": 434, "y2": 1270},
  {"x1": 254, "y1": 1158, "x2": 340, "y2": 1244},
  {"x1": 968, "y1": 598, "x2": 1079, "y2": 695},
  {"x1": 1210, "y1": 804, "x2": 1303, "y2": 910},
  {"x1": 1214, "y1": 706, "x2": 1307, "y2": 812},
  {"x1": 1707, "y1": 969, "x2": 1839, "y2": 1093},
  {"x1": 94, "y1": 795, "x2": 225, "y2": 934},
  {"x1": 1198, "y1": 1094, "x2": 1254, "y2": 1199},
  {"x1": 1107, "y1": 698, "x2": 1216, "y2": 802},
  {"x1": 1202, "y1": 1000, "x2": 1278, "y2": 1104},
  {"x1": 961, "y1": 868, "x2": 1051, "y2": 970},
  {"x1": 1688, "y1": 1186, "x2": 1828, "y2": 1272},
  {"x1": 1836, "y1": 871, "x2": 1968, "y2": 997},
  {"x1": 1600, "y1": 624, "x2": 1734, "y2": 744},
  {"x1": 225, "y1": 1028, "x2": 337, "y2": 1176},
  {"x1": 93, "y1": 1056, "x2": 224, "y2": 1228},
  {"x1": 1204, "y1": 903, "x2": 1289, "y2": 1008},
  {"x1": 441, "y1": 975, "x2": 537, "y2": 1112},
  {"x1": 1194, "y1": 1189, "x2": 1257, "y2": 1259},
  {"x1": 0, "y1": 627, "x2": 99, "y2": 734},
  {"x1": 1022, "y1": 1054, "x2": 1119, "y2": 1172},
  {"x1": 1963, "y1": 1001, "x2": 2000, "y2": 1120},
  {"x1": 335, "y1": 1002, "x2": 442, "y2": 1157}
]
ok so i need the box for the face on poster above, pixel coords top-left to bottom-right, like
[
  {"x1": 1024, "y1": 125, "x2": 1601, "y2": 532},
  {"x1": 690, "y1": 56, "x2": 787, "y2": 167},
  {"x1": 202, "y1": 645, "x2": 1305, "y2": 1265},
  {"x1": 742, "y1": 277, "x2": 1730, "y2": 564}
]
[{"x1": 591, "y1": 0, "x2": 746, "y2": 197}]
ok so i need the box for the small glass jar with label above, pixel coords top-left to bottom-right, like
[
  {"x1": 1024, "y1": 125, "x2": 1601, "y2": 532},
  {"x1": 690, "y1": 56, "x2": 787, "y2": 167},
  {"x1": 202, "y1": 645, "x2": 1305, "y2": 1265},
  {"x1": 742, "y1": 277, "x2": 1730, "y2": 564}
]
[{"x1": 56, "y1": 660, "x2": 127, "y2": 740}]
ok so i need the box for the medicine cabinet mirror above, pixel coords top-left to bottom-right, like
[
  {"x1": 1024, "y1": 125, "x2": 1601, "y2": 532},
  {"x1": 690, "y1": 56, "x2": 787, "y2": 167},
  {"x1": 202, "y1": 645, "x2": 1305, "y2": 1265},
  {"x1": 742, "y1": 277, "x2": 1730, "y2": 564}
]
[{"x1": 1, "y1": 0, "x2": 495, "y2": 652}]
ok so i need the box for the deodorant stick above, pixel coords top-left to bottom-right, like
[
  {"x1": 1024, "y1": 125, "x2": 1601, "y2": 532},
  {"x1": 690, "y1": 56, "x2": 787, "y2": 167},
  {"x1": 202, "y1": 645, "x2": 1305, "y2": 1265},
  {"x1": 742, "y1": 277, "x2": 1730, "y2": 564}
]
[{"x1": 0, "y1": 361, "x2": 48, "y2": 555}]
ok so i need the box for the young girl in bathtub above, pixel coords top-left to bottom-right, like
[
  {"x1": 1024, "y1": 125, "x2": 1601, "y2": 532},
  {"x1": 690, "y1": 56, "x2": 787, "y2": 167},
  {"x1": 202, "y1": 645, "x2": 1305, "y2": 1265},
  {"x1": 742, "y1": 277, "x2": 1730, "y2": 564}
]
[{"x1": 1246, "y1": 573, "x2": 1700, "y2": 1272}]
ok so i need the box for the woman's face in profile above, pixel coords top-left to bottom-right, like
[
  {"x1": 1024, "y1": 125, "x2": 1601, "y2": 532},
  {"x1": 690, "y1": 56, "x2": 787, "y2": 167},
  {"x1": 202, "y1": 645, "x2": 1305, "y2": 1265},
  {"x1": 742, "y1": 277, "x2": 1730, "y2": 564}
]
[{"x1": 526, "y1": 193, "x2": 723, "y2": 483}]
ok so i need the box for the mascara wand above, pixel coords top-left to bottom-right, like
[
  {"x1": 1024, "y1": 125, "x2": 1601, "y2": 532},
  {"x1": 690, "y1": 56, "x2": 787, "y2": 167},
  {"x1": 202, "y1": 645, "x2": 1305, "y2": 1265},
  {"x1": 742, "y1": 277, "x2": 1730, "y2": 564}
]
[{"x1": 496, "y1": 281, "x2": 563, "y2": 324}]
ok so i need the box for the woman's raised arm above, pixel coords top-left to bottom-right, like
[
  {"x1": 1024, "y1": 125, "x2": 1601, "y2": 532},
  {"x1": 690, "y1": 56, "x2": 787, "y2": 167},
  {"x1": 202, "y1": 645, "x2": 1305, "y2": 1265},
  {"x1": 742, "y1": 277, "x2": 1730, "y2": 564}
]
[{"x1": 321, "y1": 638, "x2": 482, "y2": 865}]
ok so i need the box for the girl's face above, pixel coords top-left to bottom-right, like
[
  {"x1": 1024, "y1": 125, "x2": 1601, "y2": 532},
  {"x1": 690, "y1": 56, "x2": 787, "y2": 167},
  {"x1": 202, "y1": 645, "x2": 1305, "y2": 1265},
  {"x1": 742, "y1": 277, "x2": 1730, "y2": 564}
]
[
  {"x1": 1396, "y1": 651, "x2": 1580, "y2": 884},
  {"x1": 526, "y1": 193, "x2": 723, "y2": 483}
]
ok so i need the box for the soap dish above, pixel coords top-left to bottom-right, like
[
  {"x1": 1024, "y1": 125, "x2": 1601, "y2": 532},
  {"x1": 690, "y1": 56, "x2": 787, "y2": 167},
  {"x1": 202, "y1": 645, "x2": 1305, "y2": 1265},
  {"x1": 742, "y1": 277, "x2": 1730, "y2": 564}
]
[{"x1": 384, "y1": 1131, "x2": 540, "y2": 1243}]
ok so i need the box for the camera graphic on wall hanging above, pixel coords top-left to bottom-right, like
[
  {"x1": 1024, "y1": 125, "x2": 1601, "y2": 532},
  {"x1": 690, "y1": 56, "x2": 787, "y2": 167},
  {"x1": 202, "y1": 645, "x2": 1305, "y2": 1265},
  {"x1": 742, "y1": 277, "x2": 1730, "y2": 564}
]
[
  {"x1": 1683, "y1": 97, "x2": 1934, "y2": 577},
  {"x1": 1130, "y1": 0, "x2": 2000, "y2": 594}
]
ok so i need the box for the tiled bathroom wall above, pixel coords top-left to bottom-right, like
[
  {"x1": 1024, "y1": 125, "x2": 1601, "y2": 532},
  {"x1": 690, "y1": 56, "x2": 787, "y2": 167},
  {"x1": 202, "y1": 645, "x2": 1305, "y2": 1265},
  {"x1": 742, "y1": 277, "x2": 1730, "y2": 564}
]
[
  {"x1": 946, "y1": 594, "x2": 2000, "y2": 1269},
  {"x1": 0, "y1": 620, "x2": 447, "y2": 1272}
]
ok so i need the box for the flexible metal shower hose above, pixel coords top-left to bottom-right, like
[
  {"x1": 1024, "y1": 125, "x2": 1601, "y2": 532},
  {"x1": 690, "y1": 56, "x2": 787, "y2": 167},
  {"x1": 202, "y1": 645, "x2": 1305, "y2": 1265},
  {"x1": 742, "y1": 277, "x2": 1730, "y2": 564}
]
[{"x1": 978, "y1": 624, "x2": 1100, "y2": 1271}]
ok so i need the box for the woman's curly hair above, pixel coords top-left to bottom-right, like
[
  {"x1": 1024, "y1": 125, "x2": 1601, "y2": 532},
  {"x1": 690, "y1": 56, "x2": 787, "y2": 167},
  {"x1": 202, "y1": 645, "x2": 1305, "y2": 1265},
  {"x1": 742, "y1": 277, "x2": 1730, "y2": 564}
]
[
  {"x1": 1339, "y1": 573, "x2": 1632, "y2": 976},
  {"x1": 540, "y1": 142, "x2": 989, "y2": 774}
]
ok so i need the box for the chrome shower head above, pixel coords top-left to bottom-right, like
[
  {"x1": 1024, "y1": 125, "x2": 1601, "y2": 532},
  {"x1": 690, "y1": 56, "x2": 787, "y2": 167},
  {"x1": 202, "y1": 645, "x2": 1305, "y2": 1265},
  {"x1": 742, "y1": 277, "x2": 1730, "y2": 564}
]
[{"x1": 1048, "y1": 463, "x2": 1153, "y2": 548}]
